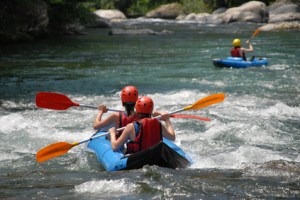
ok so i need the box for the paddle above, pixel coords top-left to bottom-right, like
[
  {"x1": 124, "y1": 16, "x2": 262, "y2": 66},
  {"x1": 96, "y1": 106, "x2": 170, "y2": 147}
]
[
  {"x1": 249, "y1": 24, "x2": 273, "y2": 41},
  {"x1": 170, "y1": 114, "x2": 210, "y2": 121},
  {"x1": 36, "y1": 92, "x2": 121, "y2": 112},
  {"x1": 36, "y1": 93, "x2": 225, "y2": 163},
  {"x1": 250, "y1": 28, "x2": 260, "y2": 40},
  {"x1": 36, "y1": 92, "x2": 211, "y2": 121}
]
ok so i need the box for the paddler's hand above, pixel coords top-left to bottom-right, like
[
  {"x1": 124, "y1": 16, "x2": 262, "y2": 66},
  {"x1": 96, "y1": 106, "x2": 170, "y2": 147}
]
[
  {"x1": 246, "y1": 40, "x2": 250, "y2": 45},
  {"x1": 154, "y1": 111, "x2": 170, "y2": 122},
  {"x1": 98, "y1": 105, "x2": 108, "y2": 113},
  {"x1": 152, "y1": 111, "x2": 160, "y2": 117}
]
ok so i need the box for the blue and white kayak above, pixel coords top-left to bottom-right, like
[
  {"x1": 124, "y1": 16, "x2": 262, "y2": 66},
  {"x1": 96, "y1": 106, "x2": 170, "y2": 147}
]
[
  {"x1": 212, "y1": 57, "x2": 268, "y2": 68},
  {"x1": 87, "y1": 132, "x2": 191, "y2": 172}
]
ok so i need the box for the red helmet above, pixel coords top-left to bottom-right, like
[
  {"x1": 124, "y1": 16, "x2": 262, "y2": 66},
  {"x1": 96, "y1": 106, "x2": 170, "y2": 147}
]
[
  {"x1": 121, "y1": 86, "x2": 138, "y2": 103},
  {"x1": 135, "y1": 96, "x2": 154, "y2": 114}
]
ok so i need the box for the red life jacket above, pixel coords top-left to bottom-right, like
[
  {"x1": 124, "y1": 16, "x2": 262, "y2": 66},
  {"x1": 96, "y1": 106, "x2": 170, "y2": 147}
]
[
  {"x1": 119, "y1": 111, "x2": 138, "y2": 128},
  {"x1": 231, "y1": 48, "x2": 246, "y2": 60},
  {"x1": 116, "y1": 112, "x2": 138, "y2": 138},
  {"x1": 127, "y1": 118, "x2": 162, "y2": 154}
]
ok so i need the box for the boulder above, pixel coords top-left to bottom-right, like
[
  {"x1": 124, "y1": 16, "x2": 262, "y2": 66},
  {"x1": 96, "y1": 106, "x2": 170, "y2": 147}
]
[
  {"x1": 146, "y1": 3, "x2": 183, "y2": 19},
  {"x1": 183, "y1": 13, "x2": 223, "y2": 24},
  {"x1": 0, "y1": 0, "x2": 48, "y2": 42},
  {"x1": 176, "y1": 14, "x2": 186, "y2": 21},
  {"x1": 273, "y1": 21, "x2": 300, "y2": 29},
  {"x1": 212, "y1": 7, "x2": 227, "y2": 15},
  {"x1": 184, "y1": 13, "x2": 208, "y2": 21},
  {"x1": 222, "y1": 1, "x2": 269, "y2": 23},
  {"x1": 257, "y1": 21, "x2": 300, "y2": 32},
  {"x1": 94, "y1": 9, "x2": 126, "y2": 20},
  {"x1": 108, "y1": 28, "x2": 173, "y2": 35},
  {"x1": 64, "y1": 23, "x2": 87, "y2": 35},
  {"x1": 267, "y1": 0, "x2": 299, "y2": 12},
  {"x1": 86, "y1": 13, "x2": 111, "y2": 28},
  {"x1": 268, "y1": 4, "x2": 300, "y2": 23}
]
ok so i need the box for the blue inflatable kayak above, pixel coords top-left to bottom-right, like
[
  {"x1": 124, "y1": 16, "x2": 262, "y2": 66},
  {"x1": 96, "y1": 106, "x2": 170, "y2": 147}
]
[
  {"x1": 87, "y1": 132, "x2": 191, "y2": 172},
  {"x1": 212, "y1": 57, "x2": 268, "y2": 68}
]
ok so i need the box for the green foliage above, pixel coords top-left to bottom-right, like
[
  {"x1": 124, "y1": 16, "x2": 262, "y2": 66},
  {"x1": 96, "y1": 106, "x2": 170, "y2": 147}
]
[
  {"x1": 45, "y1": 0, "x2": 92, "y2": 32},
  {"x1": 48, "y1": 0, "x2": 63, "y2": 3},
  {"x1": 81, "y1": 0, "x2": 277, "y2": 17},
  {"x1": 88, "y1": 0, "x2": 116, "y2": 9},
  {"x1": 89, "y1": 0, "x2": 179, "y2": 17},
  {"x1": 208, "y1": 0, "x2": 275, "y2": 8},
  {"x1": 180, "y1": 0, "x2": 211, "y2": 14},
  {"x1": 127, "y1": 0, "x2": 181, "y2": 16},
  {"x1": 127, "y1": 0, "x2": 152, "y2": 16}
]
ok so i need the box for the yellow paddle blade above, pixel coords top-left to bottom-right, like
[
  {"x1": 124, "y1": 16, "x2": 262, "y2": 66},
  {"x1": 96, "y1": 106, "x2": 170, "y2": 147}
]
[
  {"x1": 36, "y1": 141, "x2": 79, "y2": 163},
  {"x1": 183, "y1": 93, "x2": 225, "y2": 111}
]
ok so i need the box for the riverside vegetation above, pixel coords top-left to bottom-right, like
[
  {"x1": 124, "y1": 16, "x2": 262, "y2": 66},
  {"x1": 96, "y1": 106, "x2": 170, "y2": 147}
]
[{"x1": 1, "y1": 0, "x2": 299, "y2": 43}]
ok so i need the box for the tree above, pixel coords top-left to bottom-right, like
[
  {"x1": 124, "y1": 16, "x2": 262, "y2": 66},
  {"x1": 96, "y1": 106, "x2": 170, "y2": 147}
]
[{"x1": 45, "y1": 0, "x2": 92, "y2": 32}]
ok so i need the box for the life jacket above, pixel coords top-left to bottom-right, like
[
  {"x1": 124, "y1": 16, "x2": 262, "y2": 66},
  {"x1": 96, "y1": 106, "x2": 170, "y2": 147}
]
[
  {"x1": 119, "y1": 111, "x2": 138, "y2": 128},
  {"x1": 231, "y1": 47, "x2": 246, "y2": 60},
  {"x1": 126, "y1": 118, "x2": 162, "y2": 154},
  {"x1": 116, "y1": 112, "x2": 138, "y2": 138}
]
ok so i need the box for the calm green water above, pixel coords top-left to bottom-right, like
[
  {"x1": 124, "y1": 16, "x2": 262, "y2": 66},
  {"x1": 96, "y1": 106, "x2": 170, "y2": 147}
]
[{"x1": 0, "y1": 20, "x2": 299, "y2": 199}]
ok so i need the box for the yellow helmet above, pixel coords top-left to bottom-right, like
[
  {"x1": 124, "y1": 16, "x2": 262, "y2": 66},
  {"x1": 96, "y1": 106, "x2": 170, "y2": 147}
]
[{"x1": 232, "y1": 38, "x2": 241, "y2": 47}]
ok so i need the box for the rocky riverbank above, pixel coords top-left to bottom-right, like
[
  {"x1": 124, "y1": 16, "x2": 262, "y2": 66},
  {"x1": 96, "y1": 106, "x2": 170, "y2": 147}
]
[
  {"x1": 1, "y1": 0, "x2": 299, "y2": 43},
  {"x1": 94, "y1": 0, "x2": 300, "y2": 35}
]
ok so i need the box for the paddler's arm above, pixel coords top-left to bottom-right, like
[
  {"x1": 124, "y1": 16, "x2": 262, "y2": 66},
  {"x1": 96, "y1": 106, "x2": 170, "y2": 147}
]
[
  {"x1": 243, "y1": 40, "x2": 254, "y2": 52},
  {"x1": 109, "y1": 124, "x2": 134, "y2": 151},
  {"x1": 159, "y1": 112, "x2": 175, "y2": 141},
  {"x1": 93, "y1": 105, "x2": 117, "y2": 130}
]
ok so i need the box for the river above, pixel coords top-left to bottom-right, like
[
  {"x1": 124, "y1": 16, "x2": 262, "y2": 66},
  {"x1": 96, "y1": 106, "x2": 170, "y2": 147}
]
[{"x1": 0, "y1": 19, "x2": 299, "y2": 199}]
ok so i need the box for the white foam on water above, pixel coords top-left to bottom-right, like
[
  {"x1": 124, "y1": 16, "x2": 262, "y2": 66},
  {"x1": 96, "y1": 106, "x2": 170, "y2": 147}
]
[
  {"x1": 190, "y1": 145, "x2": 291, "y2": 169},
  {"x1": 189, "y1": 78, "x2": 226, "y2": 87},
  {"x1": 74, "y1": 178, "x2": 138, "y2": 196},
  {"x1": 0, "y1": 113, "x2": 31, "y2": 133},
  {"x1": 269, "y1": 64, "x2": 290, "y2": 70},
  {"x1": 0, "y1": 152, "x2": 21, "y2": 162},
  {"x1": 72, "y1": 93, "x2": 123, "y2": 111},
  {"x1": 182, "y1": 93, "x2": 299, "y2": 169},
  {"x1": 1, "y1": 89, "x2": 298, "y2": 170},
  {"x1": 260, "y1": 102, "x2": 300, "y2": 119},
  {"x1": 0, "y1": 94, "x2": 123, "y2": 167},
  {"x1": 268, "y1": 52, "x2": 286, "y2": 56},
  {"x1": 0, "y1": 100, "x2": 101, "y2": 164},
  {"x1": 149, "y1": 90, "x2": 214, "y2": 109}
]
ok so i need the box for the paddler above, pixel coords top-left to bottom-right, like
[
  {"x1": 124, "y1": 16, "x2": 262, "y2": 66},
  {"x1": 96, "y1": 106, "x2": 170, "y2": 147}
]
[
  {"x1": 109, "y1": 96, "x2": 175, "y2": 153},
  {"x1": 93, "y1": 86, "x2": 139, "y2": 135},
  {"x1": 231, "y1": 38, "x2": 254, "y2": 61}
]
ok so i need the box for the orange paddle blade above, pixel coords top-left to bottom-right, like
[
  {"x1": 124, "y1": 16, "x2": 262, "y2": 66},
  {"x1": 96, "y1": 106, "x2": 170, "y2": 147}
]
[
  {"x1": 252, "y1": 28, "x2": 261, "y2": 38},
  {"x1": 36, "y1": 92, "x2": 79, "y2": 110},
  {"x1": 36, "y1": 142, "x2": 78, "y2": 163},
  {"x1": 183, "y1": 93, "x2": 225, "y2": 111},
  {"x1": 251, "y1": 24, "x2": 275, "y2": 38},
  {"x1": 170, "y1": 114, "x2": 211, "y2": 121}
]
